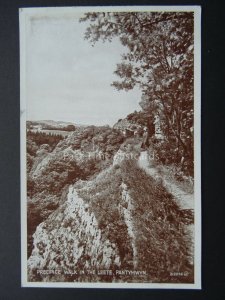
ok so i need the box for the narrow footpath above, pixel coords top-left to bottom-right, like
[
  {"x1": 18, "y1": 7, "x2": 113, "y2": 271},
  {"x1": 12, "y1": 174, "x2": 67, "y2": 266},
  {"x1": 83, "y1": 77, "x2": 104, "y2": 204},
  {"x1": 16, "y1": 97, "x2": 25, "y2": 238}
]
[
  {"x1": 138, "y1": 151, "x2": 194, "y2": 265},
  {"x1": 138, "y1": 151, "x2": 194, "y2": 210}
]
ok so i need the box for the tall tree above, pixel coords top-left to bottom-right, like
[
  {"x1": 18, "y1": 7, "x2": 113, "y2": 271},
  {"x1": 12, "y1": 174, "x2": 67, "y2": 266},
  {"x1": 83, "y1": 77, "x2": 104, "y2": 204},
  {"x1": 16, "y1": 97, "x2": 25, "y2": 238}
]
[{"x1": 80, "y1": 11, "x2": 194, "y2": 167}]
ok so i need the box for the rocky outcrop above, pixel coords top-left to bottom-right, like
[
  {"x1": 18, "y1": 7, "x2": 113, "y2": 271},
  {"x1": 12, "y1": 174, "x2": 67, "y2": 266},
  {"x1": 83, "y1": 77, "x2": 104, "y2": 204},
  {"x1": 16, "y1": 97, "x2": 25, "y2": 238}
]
[
  {"x1": 28, "y1": 186, "x2": 121, "y2": 281},
  {"x1": 31, "y1": 152, "x2": 53, "y2": 179},
  {"x1": 113, "y1": 118, "x2": 133, "y2": 131},
  {"x1": 119, "y1": 182, "x2": 138, "y2": 268}
]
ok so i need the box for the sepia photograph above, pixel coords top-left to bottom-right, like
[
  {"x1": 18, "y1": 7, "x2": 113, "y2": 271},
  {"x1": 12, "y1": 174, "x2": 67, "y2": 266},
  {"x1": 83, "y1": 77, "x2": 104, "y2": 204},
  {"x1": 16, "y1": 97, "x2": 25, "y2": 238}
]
[{"x1": 20, "y1": 6, "x2": 201, "y2": 288}]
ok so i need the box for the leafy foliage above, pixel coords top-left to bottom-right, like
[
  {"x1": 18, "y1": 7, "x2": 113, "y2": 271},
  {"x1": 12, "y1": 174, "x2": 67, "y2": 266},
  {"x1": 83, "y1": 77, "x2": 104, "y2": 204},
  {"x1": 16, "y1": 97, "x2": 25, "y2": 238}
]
[
  {"x1": 80, "y1": 11, "x2": 194, "y2": 174},
  {"x1": 27, "y1": 130, "x2": 64, "y2": 151}
]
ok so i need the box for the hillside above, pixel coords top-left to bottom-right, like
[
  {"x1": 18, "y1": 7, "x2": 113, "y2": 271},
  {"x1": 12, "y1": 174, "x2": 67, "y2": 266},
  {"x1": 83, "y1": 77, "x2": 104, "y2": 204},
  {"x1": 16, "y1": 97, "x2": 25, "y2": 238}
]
[
  {"x1": 27, "y1": 120, "x2": 77, "y2": 130},
  {"x1": 26, "y1": 121, "x2": 194, "y2": 283},
  {"x1": 27, "y1": 124, "x2": 125, "y2": 257}
]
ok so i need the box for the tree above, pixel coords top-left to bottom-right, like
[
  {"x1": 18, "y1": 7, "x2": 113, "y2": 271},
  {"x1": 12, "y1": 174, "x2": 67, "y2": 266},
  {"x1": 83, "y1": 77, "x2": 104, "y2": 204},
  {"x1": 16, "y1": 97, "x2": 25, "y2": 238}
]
[
  {"x1": 65, "y1": 124, "x2": 76, "y2": 131},
  {"x1": 80, "y1": 11, "x2": 194, "y2": 172}
]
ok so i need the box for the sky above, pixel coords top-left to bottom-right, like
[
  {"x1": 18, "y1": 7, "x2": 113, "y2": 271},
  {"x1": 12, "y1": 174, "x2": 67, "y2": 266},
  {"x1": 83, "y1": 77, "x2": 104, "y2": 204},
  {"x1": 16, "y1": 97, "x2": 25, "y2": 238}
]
[{"x1": 25, "y1": 12, "x2": 142, "y2": 126}]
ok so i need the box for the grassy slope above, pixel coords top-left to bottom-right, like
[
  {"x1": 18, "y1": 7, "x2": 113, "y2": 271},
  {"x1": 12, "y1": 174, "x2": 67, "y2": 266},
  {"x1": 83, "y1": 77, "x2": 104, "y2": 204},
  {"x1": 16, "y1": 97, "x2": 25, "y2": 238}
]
[
  {"x1": 121, "y1": 160, "x2": 193, "y2": 283},
  {"x1": 76, "y1": 158, "x2": 193, "y2": 283}
]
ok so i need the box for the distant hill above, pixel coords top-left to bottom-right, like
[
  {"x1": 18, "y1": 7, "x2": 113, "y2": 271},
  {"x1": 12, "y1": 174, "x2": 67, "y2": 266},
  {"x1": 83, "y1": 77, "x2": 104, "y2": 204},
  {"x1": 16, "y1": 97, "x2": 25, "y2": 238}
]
[{"x1": 27, "y1": 120, "x2": 78, "y2": 129}]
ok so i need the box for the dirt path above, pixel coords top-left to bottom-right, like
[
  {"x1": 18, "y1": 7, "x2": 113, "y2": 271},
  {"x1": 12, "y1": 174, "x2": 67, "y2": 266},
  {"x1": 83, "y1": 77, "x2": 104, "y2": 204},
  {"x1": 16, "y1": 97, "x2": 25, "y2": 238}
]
[
  {"x1": 138, "y1": 151, "x2": 194, "y2": 265},
  {"x1": 138, "y1": 151, "x2": 194, "y2": 210}
]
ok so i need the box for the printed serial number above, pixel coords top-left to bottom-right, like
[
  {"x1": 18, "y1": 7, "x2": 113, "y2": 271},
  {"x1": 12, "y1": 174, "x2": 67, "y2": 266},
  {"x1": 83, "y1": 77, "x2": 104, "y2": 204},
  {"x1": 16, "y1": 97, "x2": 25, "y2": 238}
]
[{"x1": 170, "y1": 271, "x2": 189, "y2": 277}]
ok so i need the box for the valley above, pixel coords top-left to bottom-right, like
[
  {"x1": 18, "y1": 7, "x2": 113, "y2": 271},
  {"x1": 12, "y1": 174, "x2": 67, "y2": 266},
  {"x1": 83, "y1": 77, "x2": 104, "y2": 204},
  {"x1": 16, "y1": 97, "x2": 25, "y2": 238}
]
[{"x1": 26, "y1": 119, "x2": 194, "y2": 283}]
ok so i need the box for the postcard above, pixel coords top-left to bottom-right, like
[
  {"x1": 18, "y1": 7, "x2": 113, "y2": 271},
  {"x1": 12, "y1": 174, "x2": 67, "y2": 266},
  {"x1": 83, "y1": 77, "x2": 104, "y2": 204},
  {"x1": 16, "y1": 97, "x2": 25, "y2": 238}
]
[{"x1": 20, "y1": 5, "x2": 201, "y2": 288}]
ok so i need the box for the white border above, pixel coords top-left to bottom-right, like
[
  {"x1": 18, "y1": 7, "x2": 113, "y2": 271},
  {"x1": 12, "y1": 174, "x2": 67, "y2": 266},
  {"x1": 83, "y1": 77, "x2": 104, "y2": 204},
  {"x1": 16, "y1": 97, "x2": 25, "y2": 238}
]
[{"x1": 20, "y1": 5, "x2": 201, "y2": 289}]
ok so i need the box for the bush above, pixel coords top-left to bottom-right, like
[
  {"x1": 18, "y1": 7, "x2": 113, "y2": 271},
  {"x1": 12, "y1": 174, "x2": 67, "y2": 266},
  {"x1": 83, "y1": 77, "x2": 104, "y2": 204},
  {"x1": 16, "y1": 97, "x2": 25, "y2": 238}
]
[{"x1": 151, "y1": 139, "x2": 193, "y2": 176}]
